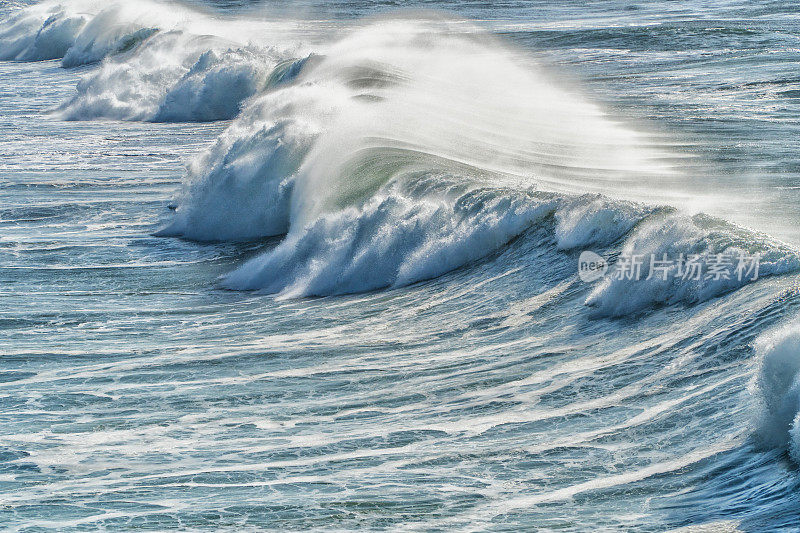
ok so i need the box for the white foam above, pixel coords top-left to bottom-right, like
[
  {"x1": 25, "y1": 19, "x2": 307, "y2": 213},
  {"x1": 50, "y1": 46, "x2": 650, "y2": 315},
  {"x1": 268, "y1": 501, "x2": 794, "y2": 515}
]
[
  {"x1": 3, "y1": 0, "x2": 306, "y2": 122},
  {"x1": 754, "y1": 321, "x2": 800, "y2": 462},
  {"x1": 221, "y1": 185, "x2": 557, "y2": 296}
]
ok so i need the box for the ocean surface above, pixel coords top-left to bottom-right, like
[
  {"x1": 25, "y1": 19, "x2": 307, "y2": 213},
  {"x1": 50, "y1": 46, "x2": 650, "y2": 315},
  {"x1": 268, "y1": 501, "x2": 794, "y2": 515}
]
[{"x1": 2, "y1": 0, "x2": 800, "y2": 530}]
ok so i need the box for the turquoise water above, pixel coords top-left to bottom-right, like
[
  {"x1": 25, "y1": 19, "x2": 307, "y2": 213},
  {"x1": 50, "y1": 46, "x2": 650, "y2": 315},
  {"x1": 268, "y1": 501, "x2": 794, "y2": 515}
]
[{"x1": 3, "y1": 1, "x2": 800, "y2": 530}]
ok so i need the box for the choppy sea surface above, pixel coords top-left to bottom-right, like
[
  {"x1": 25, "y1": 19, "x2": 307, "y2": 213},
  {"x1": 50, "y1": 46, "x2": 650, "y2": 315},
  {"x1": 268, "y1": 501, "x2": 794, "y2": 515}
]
[{"x1": 3, "y1": 0, "x2": 800, "y2": 530}]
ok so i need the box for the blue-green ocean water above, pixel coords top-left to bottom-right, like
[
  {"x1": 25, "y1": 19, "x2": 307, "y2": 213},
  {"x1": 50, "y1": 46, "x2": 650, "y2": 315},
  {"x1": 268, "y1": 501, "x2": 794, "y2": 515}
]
[{"x1": 3, "y1": 0, "x2": 800, "y2": 531}]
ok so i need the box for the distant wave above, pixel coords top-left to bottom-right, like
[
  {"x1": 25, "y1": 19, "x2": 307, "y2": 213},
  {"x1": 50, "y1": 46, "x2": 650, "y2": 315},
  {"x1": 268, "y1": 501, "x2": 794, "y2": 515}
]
[
  {"x1": 0, "y1": 0, "x2": 178, "y2": 65},
  {"x1": 59, "y1": 34, "x2": 288, "y2": 122},
  {"x1": 0, "y1": 0, "x2": 305, "y2": 121}
]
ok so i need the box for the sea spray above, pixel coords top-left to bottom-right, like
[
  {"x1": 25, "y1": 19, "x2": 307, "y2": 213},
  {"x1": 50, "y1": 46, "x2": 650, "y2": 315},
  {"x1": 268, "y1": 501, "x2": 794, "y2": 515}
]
[{"x1": 162, "y1": 19, "x2": 681, "y2": 294}]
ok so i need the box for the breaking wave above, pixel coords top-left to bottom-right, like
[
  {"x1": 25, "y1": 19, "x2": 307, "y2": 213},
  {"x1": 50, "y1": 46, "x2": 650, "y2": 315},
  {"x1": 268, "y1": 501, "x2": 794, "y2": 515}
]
[
  {"x1": 58, "y1": 34, "x2": 287, "y2": 122},
  {"x1": 0, "y1": 0, "x2": 182, "y2": 65},
  {"x1": 155, "y1": 17, "x2": 798, "y2": 305},
  {"x1": 585, "y1": 214, "x2": 799, "y2": 317},
  {"x1": 0, "y1": 0, "x2": 305, "y2": 121},
  {"x1": 3, "y1": 1, "x2": 797, "y2": 308},
  {"x1": 755, "y1": 322, "x2": 800, "y2": 463}
]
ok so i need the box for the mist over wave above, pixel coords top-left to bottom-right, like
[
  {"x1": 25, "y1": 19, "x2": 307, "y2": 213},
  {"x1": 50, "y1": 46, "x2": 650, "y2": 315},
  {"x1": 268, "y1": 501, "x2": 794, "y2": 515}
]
[
  {"x1": 157, "y1": 18, "x2": 797, "y2": 305},
  {"x1": 4, "y1": 0, "x2": 798, "y2": 305}
]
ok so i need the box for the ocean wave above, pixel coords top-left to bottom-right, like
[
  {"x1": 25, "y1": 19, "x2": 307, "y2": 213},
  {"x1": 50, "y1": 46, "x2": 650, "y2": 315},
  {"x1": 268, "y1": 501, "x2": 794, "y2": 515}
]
[
  {"x1": 160, "y1": 19, "x2": 683, "y2": 295},
  {"x1": 57, "y1": 32, "x2": 286, "y2": 122},
  {"x1": 584, "y1": 215, "x2": 800, "y2": 317},
  {"x1": 1, "y1": 0, "x2": 304, "y2": 122},
  {"x1": 0, "y1": 0, "x2": 185, "y2": 66},
  {"x1": 754, "y1": 322, "x2": 800, "y2": 463}
]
